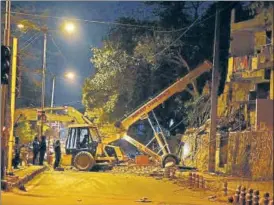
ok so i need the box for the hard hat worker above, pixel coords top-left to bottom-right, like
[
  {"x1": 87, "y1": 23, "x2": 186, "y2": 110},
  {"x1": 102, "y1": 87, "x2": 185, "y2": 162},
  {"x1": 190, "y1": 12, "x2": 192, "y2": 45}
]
[{"x1": 53, "y1": 139, "x2": 61, "y2": 169}]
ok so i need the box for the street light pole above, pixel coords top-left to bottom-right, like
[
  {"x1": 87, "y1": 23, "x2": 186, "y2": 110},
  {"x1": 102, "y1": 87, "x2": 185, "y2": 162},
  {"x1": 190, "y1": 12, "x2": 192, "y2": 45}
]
[
  {"x1": 51, "y1": 75, "x2": 56, "y2": 109},
  {"x1": 40, "y1": 30, "x2": 47, "y2": 136}
]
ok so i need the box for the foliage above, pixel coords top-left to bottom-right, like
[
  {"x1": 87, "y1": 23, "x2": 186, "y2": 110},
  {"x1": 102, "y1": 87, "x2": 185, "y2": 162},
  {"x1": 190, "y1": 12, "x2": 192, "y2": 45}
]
[
  {"x1": 83, "y1": 42, "x2": 136, "y2": 121},
  {"x1": 15, "y1": 122, "x2": 36, "y2": 144}
]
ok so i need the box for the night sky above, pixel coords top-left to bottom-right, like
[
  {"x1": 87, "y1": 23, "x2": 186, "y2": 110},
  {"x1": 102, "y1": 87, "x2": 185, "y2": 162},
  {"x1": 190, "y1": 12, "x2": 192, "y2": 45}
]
[{"x1": 11, "y1": 1, "x2": 156, "y2": 109}]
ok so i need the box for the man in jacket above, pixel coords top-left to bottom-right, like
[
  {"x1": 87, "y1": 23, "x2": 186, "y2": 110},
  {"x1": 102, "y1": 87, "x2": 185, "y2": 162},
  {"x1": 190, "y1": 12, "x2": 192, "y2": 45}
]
[
  {"x1": 39, "y1": 136, "x2": 47, "y2": 165},
  {"x1": 32, "y1": 137, "x2": 39, "y2": 165},
  {"x1": 53, "y1": 139, "x2": 61, "y2": 169}
]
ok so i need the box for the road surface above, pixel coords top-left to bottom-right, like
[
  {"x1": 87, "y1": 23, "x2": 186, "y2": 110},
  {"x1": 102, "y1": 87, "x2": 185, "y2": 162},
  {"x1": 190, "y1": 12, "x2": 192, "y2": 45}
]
[{"x1": 1, "y1": 170, "x2": 223, "y2": 205}]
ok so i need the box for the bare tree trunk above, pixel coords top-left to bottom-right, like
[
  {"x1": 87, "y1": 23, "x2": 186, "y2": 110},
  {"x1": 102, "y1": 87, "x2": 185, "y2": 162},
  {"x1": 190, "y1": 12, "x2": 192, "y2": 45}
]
[{"x1": 172, "y1": 53, "x2": 200, "y2": 98}]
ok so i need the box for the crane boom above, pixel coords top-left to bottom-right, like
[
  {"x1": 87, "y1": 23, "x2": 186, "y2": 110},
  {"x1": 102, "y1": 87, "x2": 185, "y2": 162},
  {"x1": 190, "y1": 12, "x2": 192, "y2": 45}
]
[{"x1": 116, "y1": 60, "x2": 213, "y2": 131}]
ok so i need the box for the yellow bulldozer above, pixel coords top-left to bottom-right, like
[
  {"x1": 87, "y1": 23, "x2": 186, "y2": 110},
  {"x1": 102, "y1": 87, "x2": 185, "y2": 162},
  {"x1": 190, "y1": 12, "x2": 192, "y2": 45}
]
[{"x1": 15, "y1": 106, "x2": 127, "y2": 171}]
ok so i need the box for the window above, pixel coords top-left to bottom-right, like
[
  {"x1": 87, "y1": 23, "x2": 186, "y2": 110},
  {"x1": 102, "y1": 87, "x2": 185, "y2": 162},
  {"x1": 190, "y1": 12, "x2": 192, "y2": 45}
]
[
  {"x1": 266, "y1": 31, "x2": 272, "y2": 45},
  {"x1": 256, "y1": 83, "x2": 270, "y2": 99},
  {"x1": 79, "y1": 128, "x2": 89, "y2": 148},
  {"x1": 66, "y1": 128, "x2": 77, "y2": 149}
]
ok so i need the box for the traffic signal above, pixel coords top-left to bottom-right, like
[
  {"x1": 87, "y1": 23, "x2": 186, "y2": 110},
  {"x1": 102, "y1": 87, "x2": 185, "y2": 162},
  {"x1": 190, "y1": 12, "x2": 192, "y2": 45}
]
[{"x1": 1, "y1": 45, "x2": 11, "y2": 84}]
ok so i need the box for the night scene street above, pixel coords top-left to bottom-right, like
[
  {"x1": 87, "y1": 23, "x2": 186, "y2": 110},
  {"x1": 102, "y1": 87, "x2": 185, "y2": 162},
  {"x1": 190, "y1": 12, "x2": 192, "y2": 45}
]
[{"x1": 1, "y1": 1, "x2": 273, "y2": 205}]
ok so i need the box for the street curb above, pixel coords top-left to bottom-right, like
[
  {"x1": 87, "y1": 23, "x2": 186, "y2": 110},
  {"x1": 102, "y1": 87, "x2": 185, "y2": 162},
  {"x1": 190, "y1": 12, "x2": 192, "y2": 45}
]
[{"x1": 2, "y1": 166, "x2": 47, "y2": 191}]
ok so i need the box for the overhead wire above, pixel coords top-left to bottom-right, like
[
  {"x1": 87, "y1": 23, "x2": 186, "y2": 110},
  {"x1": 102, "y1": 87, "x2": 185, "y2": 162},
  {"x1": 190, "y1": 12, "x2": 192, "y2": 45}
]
[
  {"x1": 10, "y1": 3, "x2": 232, "y2": 34},
  {"x1": 152, "y1": 17, "x2": 200, "y2": 58},
  {"x1": 19, "y1": 31, "x2": 40, "y2": 48},
  {"x1": 152, "y1": 2, "x2": 235, "y2": 58},
  {"x1": 19, "y1": 32, "x2": 41, "y2": 51},
  {"x1": 11, "y1": 11, "x2": 178, "y2": 32},
  {"x1": 49, "y1": 33, "x2": 68, "y2": 64}
]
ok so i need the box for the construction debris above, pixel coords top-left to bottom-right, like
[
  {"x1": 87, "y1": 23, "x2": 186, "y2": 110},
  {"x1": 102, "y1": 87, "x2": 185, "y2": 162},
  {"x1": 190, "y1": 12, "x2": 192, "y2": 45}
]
[{"x1": 136, "y1": 197, "x2": 152, "y2": 203}]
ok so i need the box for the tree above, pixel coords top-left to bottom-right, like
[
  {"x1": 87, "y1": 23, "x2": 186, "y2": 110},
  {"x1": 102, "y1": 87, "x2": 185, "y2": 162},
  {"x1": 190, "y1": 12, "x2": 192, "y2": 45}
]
[
  {"x1": 14, "y1": 122, "x2": 36, "y2": 144},
  {"x1": 83, "y1": 41, "x2": 137, "y2": 122}
]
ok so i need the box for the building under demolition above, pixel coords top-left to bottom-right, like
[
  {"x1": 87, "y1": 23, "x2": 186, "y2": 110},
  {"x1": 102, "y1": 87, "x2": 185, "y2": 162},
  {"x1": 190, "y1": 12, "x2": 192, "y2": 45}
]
[{"x1": 183, "y1": 6, "x2": 273, "y2": 180}]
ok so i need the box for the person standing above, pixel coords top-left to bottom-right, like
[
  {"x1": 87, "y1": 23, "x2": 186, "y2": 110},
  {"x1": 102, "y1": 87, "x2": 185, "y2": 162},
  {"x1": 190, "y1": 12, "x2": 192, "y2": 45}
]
[
  {"x1": 39, "y1": 136, "x2": 47, "y2": 165},
  {"x1": 13, "y1": 136, "x2": 21, "y2": 169},
  {"x1": 32, "y1": 137, "x2": 40, "y2": 165},
  {"x1": 53, "y1": 139, "x2": 61, "y2": 169}
]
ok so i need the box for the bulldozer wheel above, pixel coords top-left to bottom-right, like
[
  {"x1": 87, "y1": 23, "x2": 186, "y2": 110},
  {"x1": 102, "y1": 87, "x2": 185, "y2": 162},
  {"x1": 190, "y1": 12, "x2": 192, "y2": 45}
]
[
  {"x1": 161, "y1": 154, "x2": 179, "y2": 168},
  {"x1": 73, "y1": 151, "x2": 95, "y2": 171}
]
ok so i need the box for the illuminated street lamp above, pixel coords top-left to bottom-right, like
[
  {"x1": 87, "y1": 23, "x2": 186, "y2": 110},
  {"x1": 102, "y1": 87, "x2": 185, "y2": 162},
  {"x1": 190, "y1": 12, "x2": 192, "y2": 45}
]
[
  {"x1": 17, "y1": 24, "x2": 24, "y2": 29},
  {"x1": 64, "y1": 71, "x2": 75, "y2": 80},
  {"x1": 64, "y1": 22, "x2": 75, "y2": 34}
]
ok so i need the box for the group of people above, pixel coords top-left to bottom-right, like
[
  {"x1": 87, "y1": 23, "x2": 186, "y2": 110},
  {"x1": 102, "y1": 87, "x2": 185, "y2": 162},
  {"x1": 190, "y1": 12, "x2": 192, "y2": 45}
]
[
  {"x1": 32, "y1": 136, "x2": 47, "y2": 166},
  {"x1": 32, "y1": 136, "x2": 62, "y2": 169},
  {"x1": 12, "y1": 135, "x2": 62, "y2": 170}
]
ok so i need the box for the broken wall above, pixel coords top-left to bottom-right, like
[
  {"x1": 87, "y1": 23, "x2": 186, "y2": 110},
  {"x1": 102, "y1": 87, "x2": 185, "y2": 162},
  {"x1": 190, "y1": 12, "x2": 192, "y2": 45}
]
[
  {"x1": 227, "y1": 131, "x2": 273, "y2": 180},
  {"x1": 182, "y1": 132, "x2": 210, "y2": 172},
  {"x1": 183, "y1": 130, "x2": 273, "y2": 180},
  {"x1": 217, "y1": 81, "x2": 253, "y2": 118}
]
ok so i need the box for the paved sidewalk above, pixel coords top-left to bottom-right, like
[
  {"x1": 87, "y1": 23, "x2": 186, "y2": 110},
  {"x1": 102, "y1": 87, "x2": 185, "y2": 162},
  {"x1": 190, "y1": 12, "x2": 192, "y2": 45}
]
[{"x1": 1, "y1": 165, "x2": 47, "y2": 191}]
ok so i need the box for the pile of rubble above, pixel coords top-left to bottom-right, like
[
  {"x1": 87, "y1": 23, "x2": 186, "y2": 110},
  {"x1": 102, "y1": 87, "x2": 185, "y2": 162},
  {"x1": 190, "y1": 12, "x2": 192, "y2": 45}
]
[{"x1": 110, "y1": 164, "x2": 179, "y2": 179}]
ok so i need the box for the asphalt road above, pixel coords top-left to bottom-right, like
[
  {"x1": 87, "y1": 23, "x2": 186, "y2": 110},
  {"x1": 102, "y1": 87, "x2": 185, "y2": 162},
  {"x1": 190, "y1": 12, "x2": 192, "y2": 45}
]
[{"x1": 1, "y1": 170, "x2": 223, "y2": 205}]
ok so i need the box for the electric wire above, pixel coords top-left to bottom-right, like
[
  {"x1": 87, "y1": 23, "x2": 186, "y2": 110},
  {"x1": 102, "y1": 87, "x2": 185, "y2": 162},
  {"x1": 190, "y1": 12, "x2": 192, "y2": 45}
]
[
  {"x1": 49, "y1": 33, "x2": 68, "y2": 64},
  {"x1": 10, "y1": 3, "x2": 233, "y2": 34},
  {"x1": 19, "y1": 32, "x2": 41, "y2": 51},
  {"x1": 11, "y1": 11, "x2": 176, "y2": 32}
]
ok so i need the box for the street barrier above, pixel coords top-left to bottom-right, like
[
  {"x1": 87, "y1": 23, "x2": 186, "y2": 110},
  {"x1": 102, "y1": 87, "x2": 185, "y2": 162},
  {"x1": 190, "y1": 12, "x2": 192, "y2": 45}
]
[
  {"x1": 223, "y1": 181, "x2": 228, "y2": 196},
  {"x1": 234, "y1": 185, "x2": 241, "y2": 203},
  {"x1": 188, "y1": 172, "x2": 206, "y2": 189},
  {"x1": 239, "y1": 186, "x2": 246, "y2": 205},
  {"x1": 227, "y1": 185, "x2": 272, "y2": 205},
  {"x1": 253, "y1": 190, "x2": 260, "y2": 205},
  {"x1": 246, "y1": 188, "x2": 253, "y2": 205}
]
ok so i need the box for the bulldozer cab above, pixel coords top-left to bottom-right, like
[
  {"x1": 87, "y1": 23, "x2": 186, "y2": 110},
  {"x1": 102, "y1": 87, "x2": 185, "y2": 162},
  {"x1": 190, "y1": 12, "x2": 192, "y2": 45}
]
[{"x1": 65, "y1": 124, "x2": 100, "y2": 155}]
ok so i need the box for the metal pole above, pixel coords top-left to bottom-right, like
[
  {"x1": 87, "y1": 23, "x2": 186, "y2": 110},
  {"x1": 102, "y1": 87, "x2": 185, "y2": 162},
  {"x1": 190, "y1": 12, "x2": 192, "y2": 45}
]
[
  {"x1": 3, "y1": 0, "x2": 11, "y2": 47},
  {"x1": 1, "y1": 0, "x2": 11, "y2": 180},
  {"x1": 147, "y1": 117, "x2": 167, "y2": 156},
  {"x1": 50, "y1": 76, "x2": 56, "y2": 109},
  {"x1": 40, "y1": 32, "x2": 47, "y2": 136},
  {"x1": 7, "y1": 38, "x2": 18, "y2": 174},
  {"x1": 208, "y1": 3, "x2": 220, "y2": 172}
]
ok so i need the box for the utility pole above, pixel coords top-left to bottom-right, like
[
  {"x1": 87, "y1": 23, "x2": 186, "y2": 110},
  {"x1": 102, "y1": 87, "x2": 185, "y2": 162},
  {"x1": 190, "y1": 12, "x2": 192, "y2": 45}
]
[
  {"x1": 1, "y1": 0, "x2": 11, "y2": 180},
  {"x1": 40, "y1": 30, "x2": 47, "y2": 136},
  {"x1": 208, "y1": 2, "x2": 220, "y2": 172},
  {"x1": 7, "y1": 38, "x2": 18, "y2": 174}
]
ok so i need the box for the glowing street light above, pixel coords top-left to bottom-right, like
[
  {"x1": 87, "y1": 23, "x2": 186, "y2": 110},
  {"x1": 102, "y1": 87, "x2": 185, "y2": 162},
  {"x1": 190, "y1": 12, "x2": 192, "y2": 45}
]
[
  {"x1": 17, "y1": 24, "x2": 24, "y2": 29},
  {"x1": 65, "y1": 72, "x2": 75, "y2": 80},
  {"x1": 64, "y1": 22, "x2": 75, "y2": 34}
]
